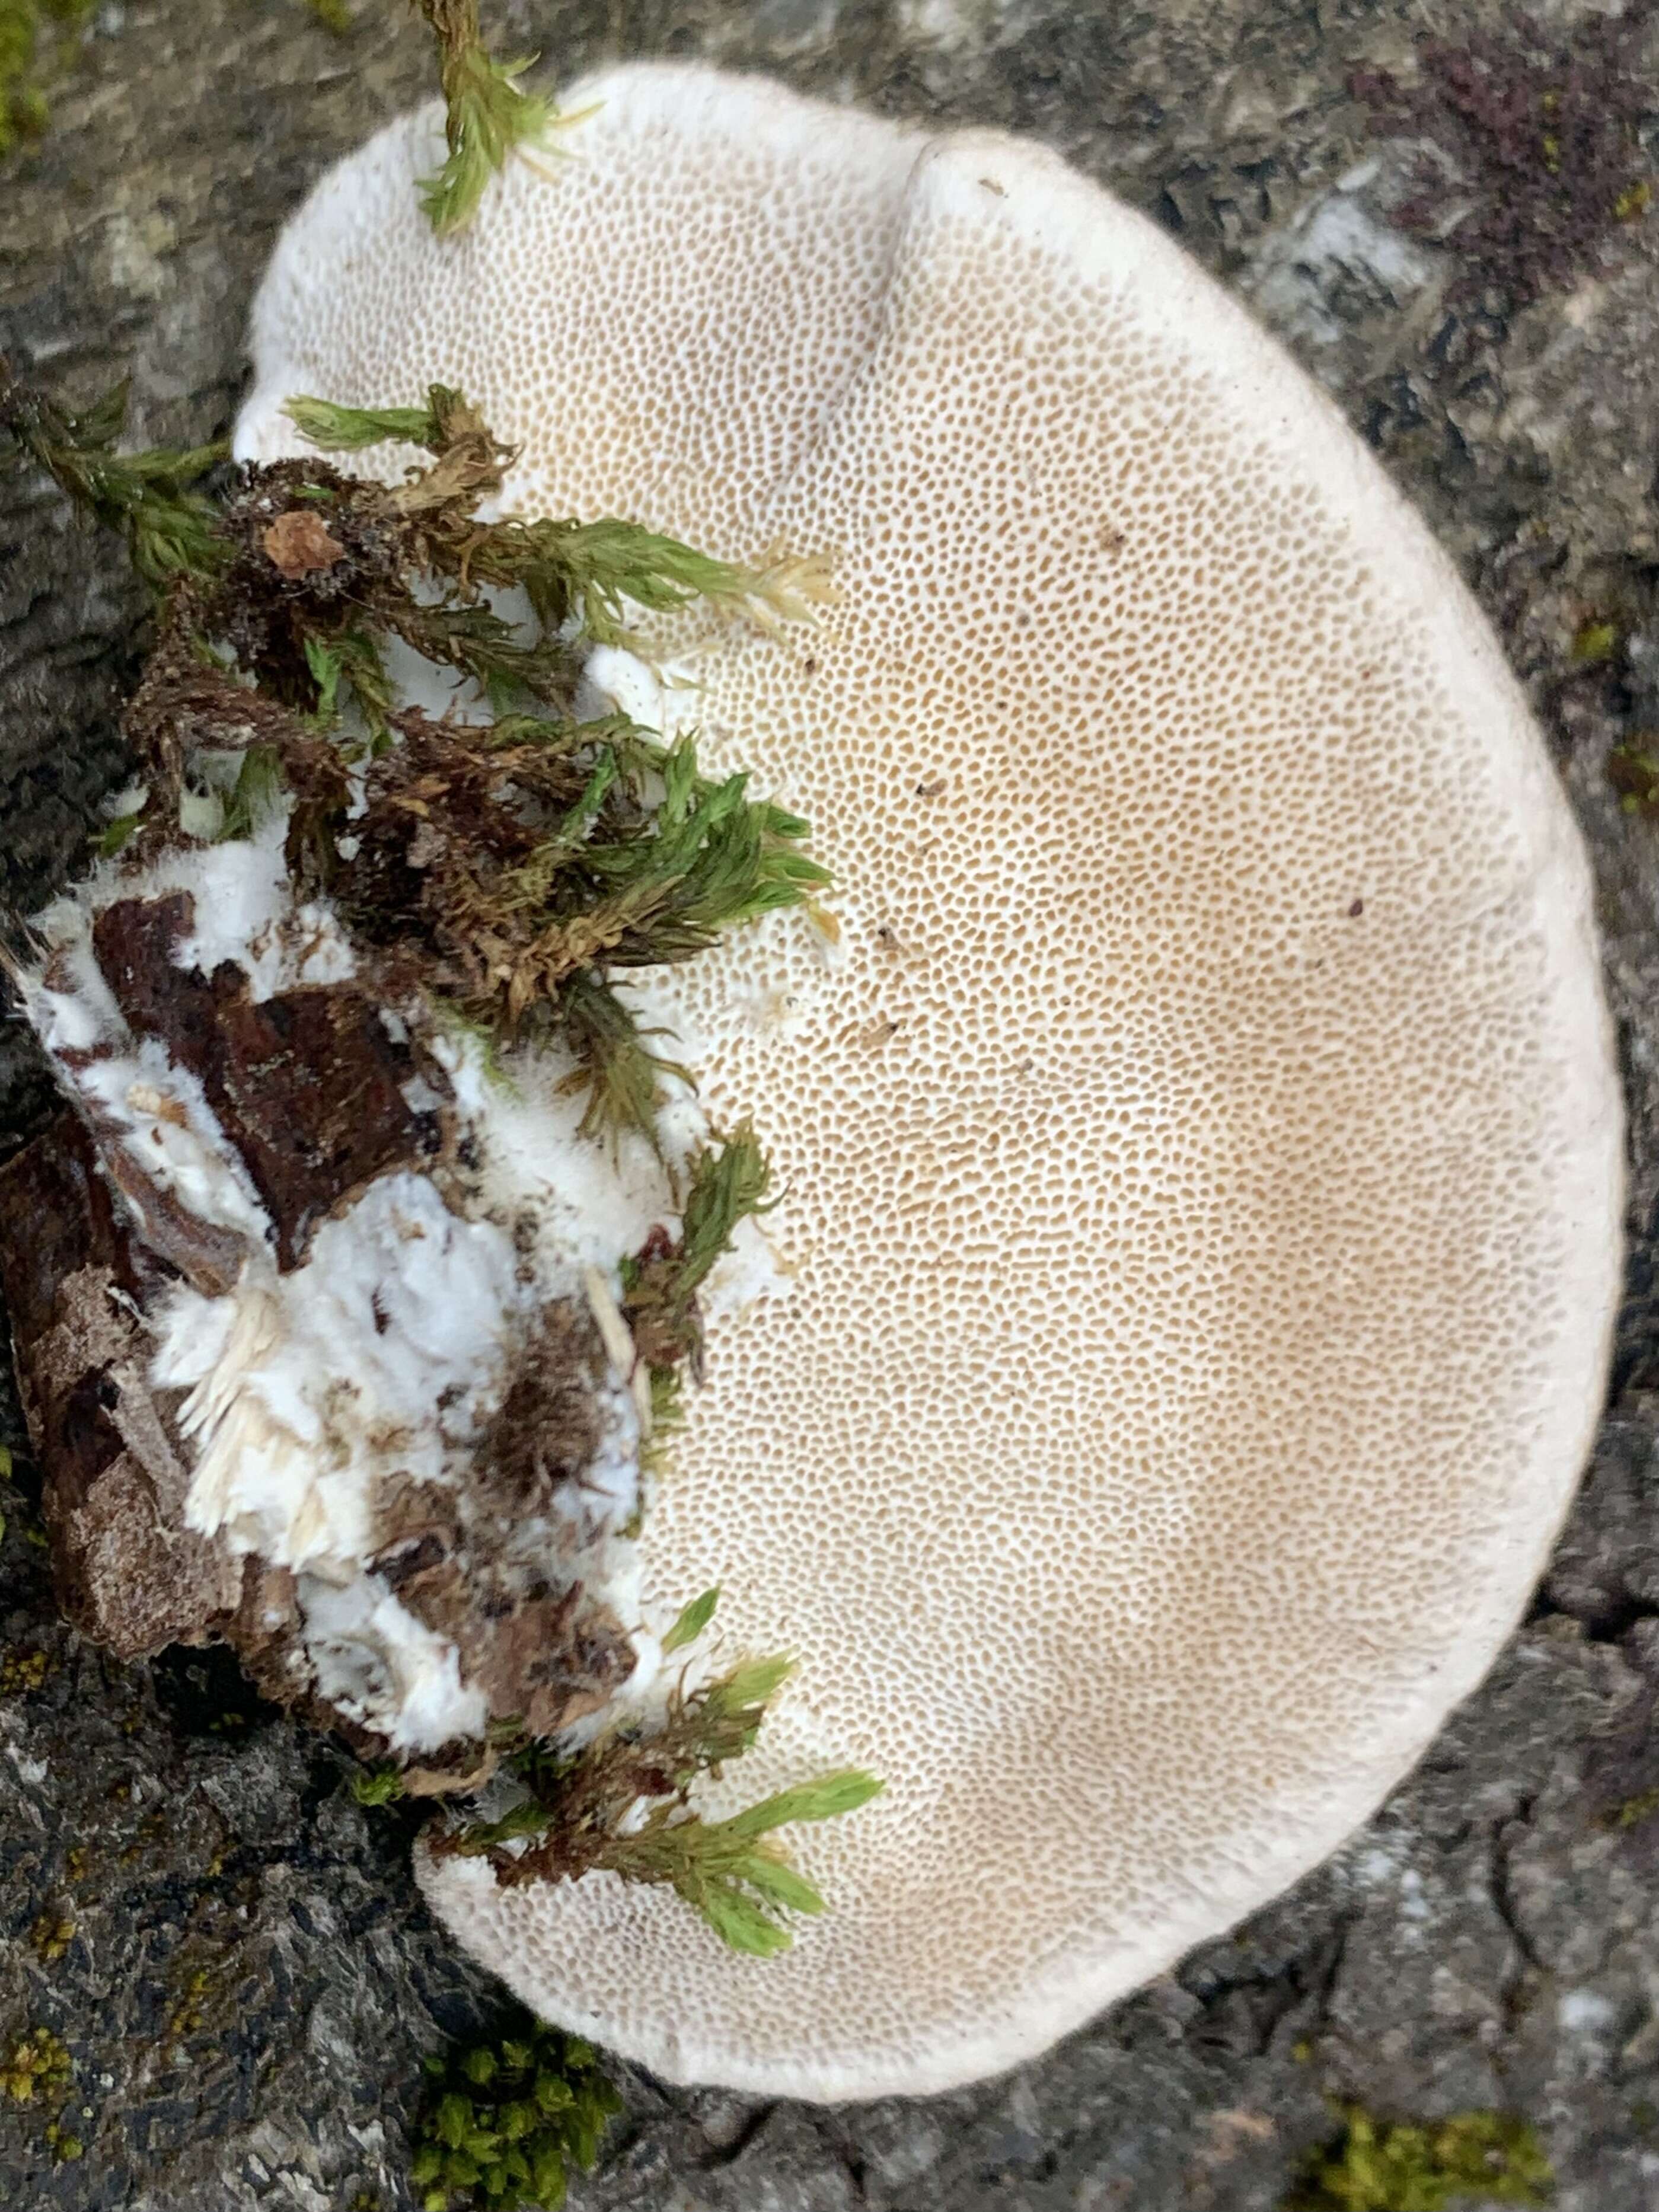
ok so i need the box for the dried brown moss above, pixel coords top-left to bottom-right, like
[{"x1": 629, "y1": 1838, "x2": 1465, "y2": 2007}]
[{"x1": 1351, "y1": 10, "x2": 1656, "y2": 312}]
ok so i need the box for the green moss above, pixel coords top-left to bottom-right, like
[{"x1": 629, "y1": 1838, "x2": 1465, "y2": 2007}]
[
  {"x1": 1289, "y1": 2107, "x2": 1552, "y2": 2212},
  {"x1": 444, "y1": 1591, "x2": 882, "y2": 1955},
  {"x1": 3, "y1": 362, "x2": 830, "y2": 1151},
  {"x1": 0, "y1": 363, "x2": 225, "y2": 594},
  {"x1": 0, "y1": 0, "x2": 91, "y2": 158},
  {"x1": 409, "y1": 2017, "x2": 621, "y2": 2211},
  {"x1": 350, "y1": 1761, "x2": 407, "y2": 1807}
]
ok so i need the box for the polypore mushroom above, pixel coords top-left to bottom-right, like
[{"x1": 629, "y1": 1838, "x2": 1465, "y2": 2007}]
[{"x1": 234, "y1": 61, "x2": 1620, "y2": 2098}]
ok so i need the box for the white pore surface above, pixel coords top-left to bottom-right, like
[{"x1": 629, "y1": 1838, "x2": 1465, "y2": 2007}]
[{"x1": 238, "y1": 65, "x2": 1623, "y2": 2097}]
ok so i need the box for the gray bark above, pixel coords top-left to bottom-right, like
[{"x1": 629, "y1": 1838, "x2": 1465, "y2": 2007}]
[{"x1": 2, "y1": 1, "x2": 1658, "y2": 2206}]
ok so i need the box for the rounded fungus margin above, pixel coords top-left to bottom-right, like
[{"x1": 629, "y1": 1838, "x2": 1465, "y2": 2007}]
[{"x1": 237, "y1": 63, "x2": 1622, "y2": 2099}]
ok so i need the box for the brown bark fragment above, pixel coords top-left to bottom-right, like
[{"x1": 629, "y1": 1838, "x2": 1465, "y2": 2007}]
[
  {"x1": 103, "y1": 1139, "x2": 249, "y2": 1297},
  {"x1": 90, "y1": 889, "x2": 453, "y2": 1268},
  {"x1": 0, "y1": 1116, "x2": 240, "y2": 1655}
]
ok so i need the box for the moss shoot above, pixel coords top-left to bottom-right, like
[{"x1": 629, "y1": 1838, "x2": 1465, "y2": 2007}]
[
  {"x1": 438, "y1": 1589, "x2": 883, "y2": 1957},
  {"x1": 621, "y1": 1125, "x2": 774, "y2": 1436},
  {"x1": 407, "y1": 0, "x2": 569, "y2": 237}
]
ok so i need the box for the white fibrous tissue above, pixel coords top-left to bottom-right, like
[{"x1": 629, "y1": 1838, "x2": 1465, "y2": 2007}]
[{"x1": 11, "y1": 741, "x2": 776, "y2": 1766}]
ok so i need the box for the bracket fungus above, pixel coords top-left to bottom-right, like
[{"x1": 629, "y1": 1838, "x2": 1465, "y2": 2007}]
[{"x1": 76, "y1": 58, "x2": 1627, "y2": 2099}]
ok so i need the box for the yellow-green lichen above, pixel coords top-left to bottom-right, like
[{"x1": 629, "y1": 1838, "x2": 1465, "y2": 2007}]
[
  {"x1": 27, "y1": 1909, "x2": 75, "y2": 1964},
  {"x1": 1, "y1": 2025, "x2": 71, "y2": 2107},
  {"x1": 166, "y1": 1967, "x2": 216, "y2": 2042},
  {"x1": 3, "y1": 2025, "x2": 92, "y2": 2162},
  {"x1": 1602, "y1": 1784, "x2": 1659, "y2": 1831},
  {"x1": 0, "y1": 1645, "x2": 50, "y2": 1695},
  {"x1": 43, "y1": 2115, "x2": 85, "y2": 2161},
  {"x1": 1289, "y1": 2106, "x2": 1552, "y2": 2212},
  {"x1": 1570, "y1": 618, "x2": 1619, "y2": 666}
]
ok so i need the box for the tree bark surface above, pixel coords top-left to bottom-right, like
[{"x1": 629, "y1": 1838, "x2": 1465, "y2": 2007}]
[{"x1": 2, "y1": 2, "x2": 1658, "y2": 2207}]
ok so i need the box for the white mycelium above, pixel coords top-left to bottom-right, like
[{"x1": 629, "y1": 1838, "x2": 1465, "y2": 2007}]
[{"x1": 23, "y1": 728, "x2": 784, "y2": 1754}]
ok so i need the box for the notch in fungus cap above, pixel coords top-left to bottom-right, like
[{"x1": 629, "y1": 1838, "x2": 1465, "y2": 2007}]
[{"x1": 237, "y1": 62, "x2": 1622, "y2": 2099}]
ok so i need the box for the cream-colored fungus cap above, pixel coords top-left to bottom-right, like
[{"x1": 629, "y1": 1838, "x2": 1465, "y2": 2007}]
[{"x1": 236, "y1": 63, "x2": 1622, "y2": 2100}]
